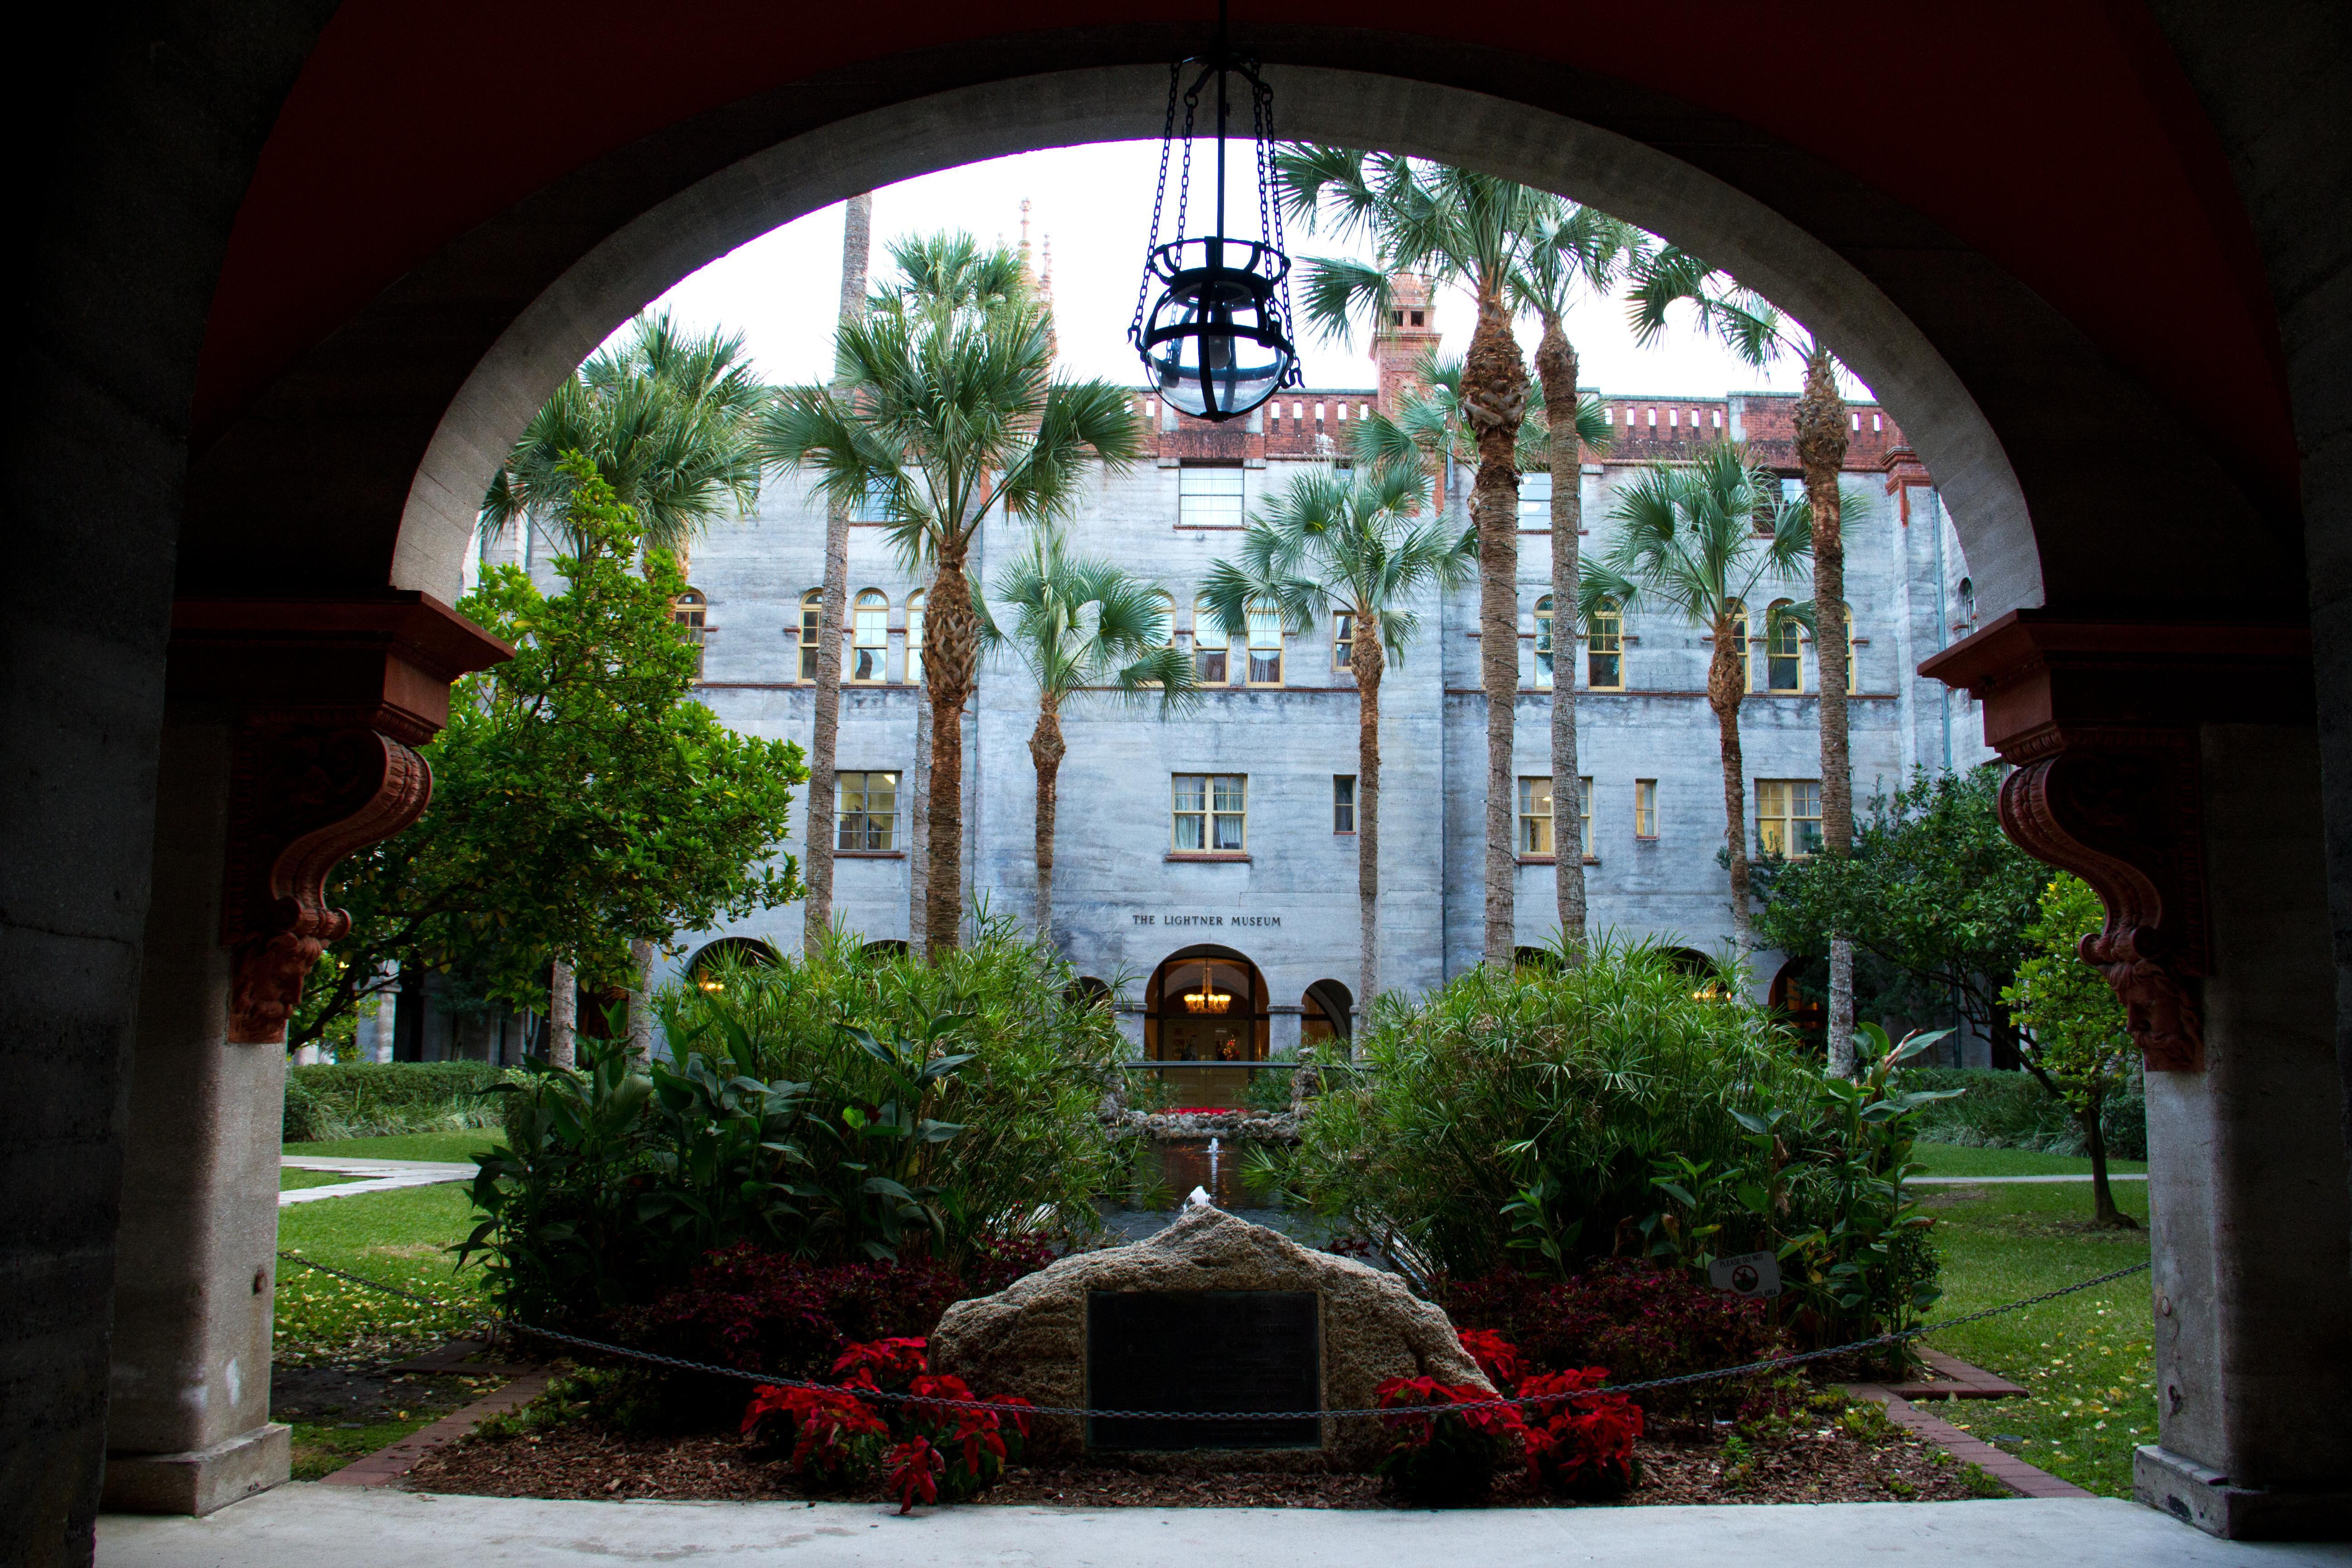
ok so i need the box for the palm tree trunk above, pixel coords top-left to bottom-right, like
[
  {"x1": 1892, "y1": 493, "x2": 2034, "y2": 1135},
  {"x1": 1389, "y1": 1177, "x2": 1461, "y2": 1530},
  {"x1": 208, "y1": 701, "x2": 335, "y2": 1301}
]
[
  {"x1": 1352, "y1": 626, "x2": 1386, "y2": 1012},
  {"x1": 908, "y1": 666, "x2": 932, "y2": 960},
  {"x1": 547, "y1": 958, "x2": 576, "y2": 1068},
  {"x1": 1709, "y1": 616, "x2": 1754, "y2": 960},
  {"x1": 1534, "y1": 316, "x2": 1587, "y2": 959},
  {"x1": 799, "y1": 192, "x2": 873, "y2": 958},
  {"x1": 1461, "y1": 281, "x2": 1531, "y2": 969},
  {"x1": 924, "y1": 544, "x2": 979, "y2": 954},
  {"x1": 626, "y1": 937, "x2": 655, "y2": 1059},
  {"x1": 1029, "y1": 691, "x2": 1065, "y2": 949},
  {"x1": 1794, "y1": 345, "x2": 1856, "y2": 1072}
]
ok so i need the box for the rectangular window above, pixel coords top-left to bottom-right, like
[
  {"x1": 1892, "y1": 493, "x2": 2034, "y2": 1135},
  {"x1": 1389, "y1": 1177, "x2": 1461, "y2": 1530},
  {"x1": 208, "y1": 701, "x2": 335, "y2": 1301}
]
[
  {"x1": 798, "y1": 594, "x2": 821, "y2": 682},
  {"x1": 850, "y1": 594, "x2": 887, "y2": 683},
  {"x1": 1517, "y1": 776, "x2": 1555, "y2": 857},
  {"x1": 1767, "y1": 606, "x2": 1803, "y2": 693},
  {"x1": 1178, "y1": 464, "x2": 1245, "y2": 528},
  {"x1": 1578, "y1": 775, "x2": 1594, "y2": 858},
  {"x1": 837, "y1": 770, "x2": 899, "y2": 852},
  {"x1": 906, "y1": 593, "x2": 925, "y2": 688},
  {"x1": 1517, "y1": 471, "x2": 1553, "y2": 528},
  {"x1": 1172, "y1": 773, "x2": 1247, "y2": 853},
  {"x1": 1333, "y1": 608, "x2": 1354, "y2": 672},
  {"x1": 1192, "y1": 599, "x2": 1228, "y2": 684},
  {"x1": 1757, "y1": 779, "x2": 1823, "y2": 859},
  {"x1": 1246, "y1": 601, "x2": 1284, "y2": 685},
  {"x1": 1635, "y1": 779, "x2": 1658, "y2": 839},
  {"x1": 1333, "y1": 774, "x2": 1357, "y2": 834},
  {"x1": 1587, "y1": 598, "x2": 1623, "y2": 690}
]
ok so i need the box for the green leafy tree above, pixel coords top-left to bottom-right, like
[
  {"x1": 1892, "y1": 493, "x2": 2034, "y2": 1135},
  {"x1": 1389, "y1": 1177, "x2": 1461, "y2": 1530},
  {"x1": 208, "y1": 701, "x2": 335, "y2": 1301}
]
[
  {"x1": 2003, "y1": 875, "x2": 2140, "y2": 1227},
  {"x1": 758, "y1": 232, "x2": 1140, "y2": 954},
  {"x1": 298, "y1": 458, "x2": 806, "y2": 1061},
  {"x1": 1199, "y1": 464, "x2": 1473, "y2": 1009},
  {"x1": 1630, "y1": 248, "x2": 1866, "y2": 1072},
  {"x1": 1754, "y1": 764, "x2": 2043, "y2": 1062},
  {"x1": 983, "y1": 526, "x2": 1196, "y2": 946},
  {"x1": 1280, "y1": 151, "x2": 1557, "y2": 969},
  {"x1": 1580, "y1": 443, "x2": 1812, "y2": 961}
]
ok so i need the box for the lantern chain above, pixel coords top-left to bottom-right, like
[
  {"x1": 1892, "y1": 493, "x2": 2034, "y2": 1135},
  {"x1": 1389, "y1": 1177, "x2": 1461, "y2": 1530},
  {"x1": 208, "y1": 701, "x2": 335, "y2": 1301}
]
[{"x1": 1131, "y1": 61, "x2": 1184, "y2": 351}]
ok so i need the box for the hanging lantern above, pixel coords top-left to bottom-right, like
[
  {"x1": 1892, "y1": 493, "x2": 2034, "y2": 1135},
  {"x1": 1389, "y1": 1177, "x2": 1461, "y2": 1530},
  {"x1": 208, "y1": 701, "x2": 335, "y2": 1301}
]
[{"x1": 1129, "y1": 10, "x2": 1303, "y2": 424}]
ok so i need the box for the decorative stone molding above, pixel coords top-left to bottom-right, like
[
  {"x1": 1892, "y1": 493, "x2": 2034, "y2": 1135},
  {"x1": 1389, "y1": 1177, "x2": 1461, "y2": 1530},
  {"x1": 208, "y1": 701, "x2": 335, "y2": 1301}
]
[
  {"x1": 167, "y1": 593, "x2": 512, "y2": 1044},
  {"x1": 1920, "y1": 611, "x2": 2312, "y2": 1071}
]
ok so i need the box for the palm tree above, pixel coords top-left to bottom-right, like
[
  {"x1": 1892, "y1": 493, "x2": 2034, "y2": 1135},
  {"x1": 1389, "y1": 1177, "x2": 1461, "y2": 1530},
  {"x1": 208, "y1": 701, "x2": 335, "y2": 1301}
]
[
  {"x1": 1630, "y1": 248, "x2": 1862, "y2": 1070},
  {"x1": 1510, "y1": 207, "x2": 1639, "y2": 959},
  {"x1": 1279, "y1": 150, "x2": 1557, "y2": 970},
  {"x1": 757, "y1": 233, "x2": 1140, "y2": 954},
  {"x1": 1199, "y1": 464, "x2": 1472, "y2": 1011},
  {"x1": 480, "y1": 307, "x2": 765, "y2": 1058},
  {"x1": 983, "y1": 529, "x2": 1196, "y2": 946},
  {"x1": 794, "y1": 191, "x2": 874, "y2": 960},
  {"x1": 1580, "y1": 443, "x2": 1811, "y2": 963}
]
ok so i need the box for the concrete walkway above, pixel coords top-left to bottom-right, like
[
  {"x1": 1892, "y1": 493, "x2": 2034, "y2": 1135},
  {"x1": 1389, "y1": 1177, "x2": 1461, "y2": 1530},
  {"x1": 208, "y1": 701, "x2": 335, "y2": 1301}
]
[
  {"x1": 97, "y1": 1485, "x2": 2348, "y2": 1567},
  {"x1": 279, "y1": 1156, "x2": 475, "y2": 1206},
  {"x1": 1911, "y1": 1173, "x2": 2148, "y2": 1184}
]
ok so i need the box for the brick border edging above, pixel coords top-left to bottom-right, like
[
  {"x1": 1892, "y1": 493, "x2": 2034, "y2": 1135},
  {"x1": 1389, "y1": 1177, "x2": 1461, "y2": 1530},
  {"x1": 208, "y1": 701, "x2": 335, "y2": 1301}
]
[
  {"x1": 1845, "y1": 1384, "x2": 2092, "y2": 1499},
  {"x1": 318, "y1": 1370, "x2": 552, "y2": 1487}
]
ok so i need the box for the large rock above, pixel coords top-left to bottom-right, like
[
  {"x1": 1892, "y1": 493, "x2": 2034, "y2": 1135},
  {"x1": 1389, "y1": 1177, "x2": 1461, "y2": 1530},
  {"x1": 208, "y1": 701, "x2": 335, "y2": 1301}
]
[{"x1": 931, "y1": 1201, "x2": 1490, "y2": 1467}]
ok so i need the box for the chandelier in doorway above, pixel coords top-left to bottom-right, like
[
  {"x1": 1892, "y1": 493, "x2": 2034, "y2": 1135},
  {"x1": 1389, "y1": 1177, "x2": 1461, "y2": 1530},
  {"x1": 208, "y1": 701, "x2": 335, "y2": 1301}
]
[
  {"x1": 1128, "y1": 0, "x2": 1303, "y2": 424},
  {"x1": 1183, "y1": 962, "x2": 1232, "y2": 1014}
]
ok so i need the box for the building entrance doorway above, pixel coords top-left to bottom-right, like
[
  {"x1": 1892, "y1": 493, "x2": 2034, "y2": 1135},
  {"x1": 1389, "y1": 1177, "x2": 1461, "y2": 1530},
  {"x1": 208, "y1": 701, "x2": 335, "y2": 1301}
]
[{"x1": 1143, "y1": 948, "x2": 1270, "y2": 1110}]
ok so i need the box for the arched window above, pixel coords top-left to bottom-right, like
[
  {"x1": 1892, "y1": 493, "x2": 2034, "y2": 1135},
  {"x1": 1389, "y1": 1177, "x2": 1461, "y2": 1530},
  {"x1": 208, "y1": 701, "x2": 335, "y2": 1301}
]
[
  {"x1": 1192, "y1": 597, "x2": 1228, "y2": 684},
  {"x1": 1333, "y1": 604, "x2": 1355, "y2": 672},
  {"x1": 670, "y1": 588, "x2": 707, "y2": 678},
  {"x1": 850, "y1": 589, "x2": 888, "y2": 683},
  {"x1": 1245, "y1": 598, "x2": 1284, "y2": 686},
  {"x1": 906, "y1": 590, "x2": 926, "y2": 688},
  {"x1": 1147, "y1": 591, "x2": 1176, "y2": 646},
  {"x1": 1840, "y1": 603, "x2": 1857, "y2": 693},
  {"x1": 1587, "y1": 596, "x2": 1623, "y2": 690},
  {"x1": 1533, "y1": 594, "x2": 1554, "y2": 689},
  {"x1": 1766, "y1": 599, "x2": 1803, "y2": 693},
  {"x1": 797, "y1": 589, "x2": 822, "y2": 682}
]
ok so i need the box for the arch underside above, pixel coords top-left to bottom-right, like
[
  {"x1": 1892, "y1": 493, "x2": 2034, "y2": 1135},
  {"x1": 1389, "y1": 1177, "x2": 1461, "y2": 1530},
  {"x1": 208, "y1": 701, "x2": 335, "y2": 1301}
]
[{"x1": 182, "y1": 32, "x2": 2301, "y2": 635}]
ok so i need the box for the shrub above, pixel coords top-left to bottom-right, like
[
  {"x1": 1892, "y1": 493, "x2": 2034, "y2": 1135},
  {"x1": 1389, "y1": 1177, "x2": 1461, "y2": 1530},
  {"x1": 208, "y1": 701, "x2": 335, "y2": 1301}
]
[
  {"x1": 1442, "y1": 1262, "x2": 1775, "y2": 1419},
  {"x1": 1519, "y1": 1367, "x2": 1642, "y2": 1499},
  {"x1": 283, "y1": 1061, "x2": 514, "y2": 1142},
  {"x1": 1372, "y1": 1377, "x2": 1526, "y2": 1506},
  {"x1": 1905, "y1": 1067, "x2": 2147, "y2": 1160},
  {"x1": 613, "y1": 1244, "x2": 970, "y2": 1387}
]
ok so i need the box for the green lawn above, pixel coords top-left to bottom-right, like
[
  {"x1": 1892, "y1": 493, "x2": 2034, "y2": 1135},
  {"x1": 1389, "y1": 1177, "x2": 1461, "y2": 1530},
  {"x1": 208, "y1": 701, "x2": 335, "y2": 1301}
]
[
  {"x1": 1916, "y1": 1177, "x2": 2155, "y2": 1500},
  {"x1": 274, "y1": 1182, "x2": 490, "y2": 1366},
  {"x1": 283, "y1": 1129, "x2": 502, "y2": 1163},
  {"x1": 1911, "y1": 1142, "x2": 2146, "y2": 1178},
  {"x1": 280, "y1": 1168, "x2": 377, "y2": 1192}
]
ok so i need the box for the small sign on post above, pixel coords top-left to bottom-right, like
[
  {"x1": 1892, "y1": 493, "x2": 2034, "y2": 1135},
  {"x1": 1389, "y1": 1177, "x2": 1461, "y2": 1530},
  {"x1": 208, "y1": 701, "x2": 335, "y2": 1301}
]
[{"x1": 1708, "y1": 1250, "x2": 1783, "y2": 1299}]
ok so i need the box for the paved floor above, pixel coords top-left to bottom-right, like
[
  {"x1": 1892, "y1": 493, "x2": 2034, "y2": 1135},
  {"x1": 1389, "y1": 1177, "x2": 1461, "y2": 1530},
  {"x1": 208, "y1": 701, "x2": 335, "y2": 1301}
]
[
  {"x1": 279, "y1": 1156, "x2": 476, "y2": 1206},
  {"x1": 98, "y1": 1485, "x2": 2351, "y2": 1568}
]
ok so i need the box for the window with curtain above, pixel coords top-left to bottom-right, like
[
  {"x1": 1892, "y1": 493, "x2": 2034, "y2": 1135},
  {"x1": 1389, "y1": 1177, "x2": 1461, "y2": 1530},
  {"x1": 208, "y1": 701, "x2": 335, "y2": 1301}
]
[
  {"x1": 1588, "y1": 596, "x2": 1623, "y2": 690},
  {"x1": 1192, "y1": 598, "x2": 1228, "y2": 683},
  {"x1": 1333, "y1": 775, "x2": 1356, "y2": 833},
  {"x1": 1534, "y1": 594, "x2": 1555, "y2": 689},
  {"x1": 1578, "y1": 775, "x2": 1593, "y2": 857},
  {"x1": 1517, "y1": 776, "x2": 1554, "y2": 856},
  {"x1": 1635, "y1": 778, "x2": 1658, "y2": 838},
  {"x1": 798, "y1": 590, "x2": 822, "y2": 682},
  {"x1": 1246, "y1": 600, "x2": 1284, "y2": 685},
  {"x1": 1333, "y1": 608, "x2": 1354, "y2": 672},
  {"x1": 850, "y1": 589, "x2": 888, "y2": 683},
  {"x1": 906, "y1": 590, "x2": 925, "y2": 688},
  {"x1": 837, "y1": 770, "x2": 899, "y2": 852},
  {"x1": 1171, "y1": 774, "x2": 1247, "y2": 852}
]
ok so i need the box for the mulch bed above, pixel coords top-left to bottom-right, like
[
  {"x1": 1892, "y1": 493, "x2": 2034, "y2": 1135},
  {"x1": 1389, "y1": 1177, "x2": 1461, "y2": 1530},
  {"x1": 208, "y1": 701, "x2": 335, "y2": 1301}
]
[{"x1": 402, "y1": 1416, "x2": 1990, "y2": 1508}]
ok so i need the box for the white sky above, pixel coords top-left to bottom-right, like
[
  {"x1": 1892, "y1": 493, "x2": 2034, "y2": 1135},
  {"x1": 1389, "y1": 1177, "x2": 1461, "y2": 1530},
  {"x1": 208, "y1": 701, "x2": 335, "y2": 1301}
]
[{"x1": 647, "y1": 141, "x2": 1867, "y2": 402}]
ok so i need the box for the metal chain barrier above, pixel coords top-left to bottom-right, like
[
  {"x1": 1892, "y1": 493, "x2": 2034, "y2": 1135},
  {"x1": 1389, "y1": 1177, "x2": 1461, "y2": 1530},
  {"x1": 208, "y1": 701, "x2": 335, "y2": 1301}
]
[{"x1": 278, "y1": 1250, "x2": 2149, "y2": 1425}]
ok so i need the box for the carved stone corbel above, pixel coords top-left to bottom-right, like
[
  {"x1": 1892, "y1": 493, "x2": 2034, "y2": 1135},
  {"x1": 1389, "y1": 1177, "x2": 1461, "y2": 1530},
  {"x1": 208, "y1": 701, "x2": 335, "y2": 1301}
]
[
  {"x1": 220, "y1": 725, "x2": 433, "y2": 1043},
  {"x1": 1920, "y1": 611, "x2": 2311, "y2": 1074},
  {"x1": 1997, "y1": 732, "x2": 2207, "y2": 1070}
]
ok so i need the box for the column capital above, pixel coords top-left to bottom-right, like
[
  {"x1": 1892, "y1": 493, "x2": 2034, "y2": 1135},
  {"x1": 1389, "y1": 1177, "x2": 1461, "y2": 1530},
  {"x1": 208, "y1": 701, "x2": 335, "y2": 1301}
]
[{"x1": 1921, "y1": 611, "x2": 2312, "y2": 1072}]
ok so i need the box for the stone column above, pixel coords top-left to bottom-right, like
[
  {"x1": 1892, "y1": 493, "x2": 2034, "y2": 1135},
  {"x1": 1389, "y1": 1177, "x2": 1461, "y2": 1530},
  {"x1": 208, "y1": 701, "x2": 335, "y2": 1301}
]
[
  {"x1": 1267, "y1": 1004, "x2": 1303, "y2": 1060},
  {"x1": 1924, "y1": 615, "x2": 2352, "y2": 1539},
  {"x1": 101, "y1": 720, "x2": 290, "y2": 1515},
  {"x1": 2135, "y1": 724, "x2": 2352, "y2": 1535}
]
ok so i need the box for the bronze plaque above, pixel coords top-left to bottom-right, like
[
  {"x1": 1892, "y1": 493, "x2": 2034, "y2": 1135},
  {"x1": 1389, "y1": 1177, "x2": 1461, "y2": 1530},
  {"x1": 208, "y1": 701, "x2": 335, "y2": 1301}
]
[{"x1": 1086, "y1": 1290, "x2": 1321, "y2": 1450}]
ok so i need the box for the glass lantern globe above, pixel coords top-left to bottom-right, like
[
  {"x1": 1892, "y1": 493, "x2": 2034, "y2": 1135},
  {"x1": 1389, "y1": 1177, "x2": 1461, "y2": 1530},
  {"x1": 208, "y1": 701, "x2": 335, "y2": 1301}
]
[{"x1": 1137, "y1": 236, "x2": 1298, "y2": 423}]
